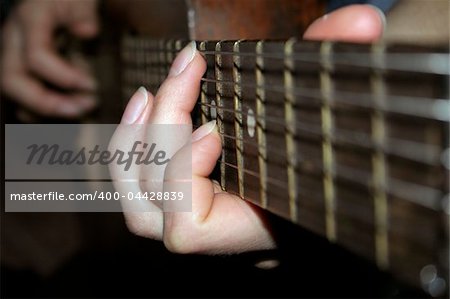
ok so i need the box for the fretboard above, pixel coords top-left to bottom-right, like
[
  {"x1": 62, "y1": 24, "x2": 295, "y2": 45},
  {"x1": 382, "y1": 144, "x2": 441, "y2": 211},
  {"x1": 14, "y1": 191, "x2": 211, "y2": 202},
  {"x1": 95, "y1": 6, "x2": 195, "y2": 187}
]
[{"x1": 119, "y1": 36, "x2": 449, "y2": 295}]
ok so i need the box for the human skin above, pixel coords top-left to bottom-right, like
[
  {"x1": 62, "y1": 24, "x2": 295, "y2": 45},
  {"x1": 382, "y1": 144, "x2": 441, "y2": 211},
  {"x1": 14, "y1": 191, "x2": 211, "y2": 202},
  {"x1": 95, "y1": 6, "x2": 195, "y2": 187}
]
[{"x1": 109, "y1": 5, "x2": 385, "y2": 254}]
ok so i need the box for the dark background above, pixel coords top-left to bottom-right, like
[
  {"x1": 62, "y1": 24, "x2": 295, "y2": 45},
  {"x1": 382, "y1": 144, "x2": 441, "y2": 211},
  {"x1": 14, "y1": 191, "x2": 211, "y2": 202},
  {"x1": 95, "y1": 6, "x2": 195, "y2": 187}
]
[{"x1": 1, "y1": 0, "x2": 427, "y2": 298}]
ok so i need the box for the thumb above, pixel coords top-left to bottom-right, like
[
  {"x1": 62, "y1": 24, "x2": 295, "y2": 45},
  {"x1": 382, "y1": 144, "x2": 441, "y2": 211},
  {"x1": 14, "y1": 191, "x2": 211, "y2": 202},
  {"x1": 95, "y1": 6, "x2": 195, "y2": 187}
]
[
  {"x1": 67, "y1": 0, "x2": 99, "y2": 38},
  {"x1": 303, "y1": 4, "x2": 386, "y2": 43}
]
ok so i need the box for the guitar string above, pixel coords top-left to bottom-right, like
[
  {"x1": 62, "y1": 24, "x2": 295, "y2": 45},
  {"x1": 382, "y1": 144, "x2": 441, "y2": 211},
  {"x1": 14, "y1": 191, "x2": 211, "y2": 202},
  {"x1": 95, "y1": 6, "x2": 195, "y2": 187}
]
[
  {"x1": 199, "y1": 78, "x2": 450, "y2": 122},
  {"x1": 217, "y1": 186, "x2": 410, "y2": 233},
  {"x1": 121, "y1": 41, "x2": 450, "y2": 121},
  {"x1": 123, "y1": 55, "x2": 448, "y2": 166},
  {"x1": 195, "y1": 123, "x2": 445, "y2": 212},
  {"x1": 121, "y1": 66, "x2": 450, "y2": 122},
  {"x1": 118, "y1": 73, "x2": 446, "y2": 209},
  {"x1": 200, "y1": 50, "x2": 450, "y2": 75},
  {"x1": 120, "y1": 79, "x2": 446, "y2": 165},
  {"x1": 121, "y1": 40, "x2": 450, "y2": 75},
  {"x1": 121, "y1": 71, "x2": 447, "y2": 165},
  {"x1": 195, "y1": 102, "x2": 444, "y2": 166},
  {"x1": 209, "y1": 151, "x2": 443, "y2": 212},
  {"x1": 191, "y1": 120, "x2": 445, "y2": 206}
]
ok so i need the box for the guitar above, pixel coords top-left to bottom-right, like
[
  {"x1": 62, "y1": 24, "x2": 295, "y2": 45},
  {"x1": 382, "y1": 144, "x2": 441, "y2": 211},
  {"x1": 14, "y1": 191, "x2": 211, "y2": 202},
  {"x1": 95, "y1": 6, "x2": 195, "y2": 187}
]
[{"x1": 86, "y1": 0, "x2": 449, "y2": 296}]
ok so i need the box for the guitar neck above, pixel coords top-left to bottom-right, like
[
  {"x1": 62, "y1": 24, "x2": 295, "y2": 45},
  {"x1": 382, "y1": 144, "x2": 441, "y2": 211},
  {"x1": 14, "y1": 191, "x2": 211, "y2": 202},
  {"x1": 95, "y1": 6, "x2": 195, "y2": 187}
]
[{"x1": 118, "y1": 36, "x2": 449, "y2": 293}]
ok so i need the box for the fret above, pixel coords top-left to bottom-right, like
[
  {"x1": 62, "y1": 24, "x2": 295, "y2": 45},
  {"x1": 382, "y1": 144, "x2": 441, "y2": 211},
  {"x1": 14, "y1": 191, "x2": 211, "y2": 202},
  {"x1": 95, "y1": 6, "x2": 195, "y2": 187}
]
[
  {"x1": 165, "y1": 40, "x2": 174, "y2": 75},
  {"x1": 332, "y1": 43, "x2": 376, "y2": 262},
  {"x1": 371, "y1": 44, "x2": 389, "y2": 270},
  {"x1": 237, "y1": 41, "x2": 261, "y2": 206},
  {"x1": 233, "y1": 41, "x2": 245, "y2": 198},
  {"x1": 292, "y1": 41, "x2": 327, "y2": 236},
  {"x1": 215, "y1": 41, "x2": 226, "y2": 190},
  {"x1": 142, "y1": 39, "x2": 150, "y2": 91},
  {"x1": 148, "y1": 39, "x2": 159, "y2": 94},
  {"x1": 256, "y1": 41, "x2": 268, "y2": 209},
  {"x1": 200, "y1": 41, "x2": 221, "y2": 187},
  {"x1": 258, "y1": 41, "x2": 291, "y2": 217},
  {"x1": 284, "y1": 38, "x2": 298, "y2": 222},
  {"x1": 158, "y1": 39, "x2": 166, "y2": 87},
  {"x1": 383, "y1": 45, "x2": 449, "y2": 289},
  {"x1": 199, "y1": 41, "x2": 210, "y2": 125},
  {"x1": 216, "y1": 41, "x2": 240, "y2": 196},
  {"x1": 320, "y1": 41, "x2": 337, "y2": 242}
]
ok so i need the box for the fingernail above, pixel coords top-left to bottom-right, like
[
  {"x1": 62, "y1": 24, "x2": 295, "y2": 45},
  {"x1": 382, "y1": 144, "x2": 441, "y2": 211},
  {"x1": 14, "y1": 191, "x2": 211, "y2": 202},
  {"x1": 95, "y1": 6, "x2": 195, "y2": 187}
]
[
  {"x1": 121, "y1": 86, "x2": 148, "y2": 124},
  {"x1": 169, "y1": 41, "x2": 197, "y2": 77},
  {"x1": 192, "y1": 120, "x2": 217, "y2": 142},
  {"x1": 367, "y1": 4, "x2": 387, "y2": 33}
]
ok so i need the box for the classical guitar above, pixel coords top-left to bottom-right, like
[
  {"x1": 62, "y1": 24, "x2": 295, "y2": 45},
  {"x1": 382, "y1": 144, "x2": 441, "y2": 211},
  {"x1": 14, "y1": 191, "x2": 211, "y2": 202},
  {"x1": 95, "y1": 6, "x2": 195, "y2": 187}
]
[{"x1": 82, "y1": 0, "x2": 449, "y2": 296}]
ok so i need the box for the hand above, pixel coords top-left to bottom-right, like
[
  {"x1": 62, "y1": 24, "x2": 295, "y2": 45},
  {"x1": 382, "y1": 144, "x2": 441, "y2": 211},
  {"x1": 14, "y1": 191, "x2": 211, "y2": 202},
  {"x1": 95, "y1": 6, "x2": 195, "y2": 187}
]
[
  {"x1": 1, "y1": 0, "x2": 99, "y2": 118},
  {"x1": 110, "y1": 4, "x2": 385, "y2": 254}
]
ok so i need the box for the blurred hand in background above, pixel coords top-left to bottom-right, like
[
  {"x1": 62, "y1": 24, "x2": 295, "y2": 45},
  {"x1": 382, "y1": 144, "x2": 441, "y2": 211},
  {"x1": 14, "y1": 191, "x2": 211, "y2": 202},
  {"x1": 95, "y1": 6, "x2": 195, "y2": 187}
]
[{"x1": 1, "y1": 0, "x2": 99, "y2": 119}]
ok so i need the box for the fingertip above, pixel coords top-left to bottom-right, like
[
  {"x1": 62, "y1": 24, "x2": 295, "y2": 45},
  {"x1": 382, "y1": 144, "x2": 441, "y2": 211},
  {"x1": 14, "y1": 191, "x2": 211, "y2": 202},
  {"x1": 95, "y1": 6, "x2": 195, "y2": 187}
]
[
  {"x1": 192, "y1": 126, "x2": 222, "y2": 178},
  {"x1": 122, "y1": 87, "x2": 154, "y2": 124},
  {"x1": 150, "y1": 44, "x2": 207, "y2": 123},
  {"x1": 303, "y1": 4, "x2": 385, "y2": 43},
  {"x1": 192, "y1": 120, "x2": 216, "y2": 142}
]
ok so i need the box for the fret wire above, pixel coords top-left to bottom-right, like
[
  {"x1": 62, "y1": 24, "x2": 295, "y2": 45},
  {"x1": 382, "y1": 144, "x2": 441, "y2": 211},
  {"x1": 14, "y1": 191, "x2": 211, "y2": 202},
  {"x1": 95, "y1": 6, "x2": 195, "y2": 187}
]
[
  {"x1": 128, "y1": 47, "x2": 450, "y2": 76},
  {"x1": 213, "y1": 151, "x2": 445, "y2": 213},
  {"x1": 199, "y1": 42, "x2": 209, "y2": 125},
  {"x1": 371, "y1": 44, "x2": 389, "y2": 270},
  {"x1": 125, "y1": 44, "x2": 450, "y2": 75},
  {"x1": 220, "y1": 160, "x2": 287, "y2": 189},
  {"x1": 123, "y1": 46, "x2": 450, "y2": 121},
  {"x1": 321, "y1": 41, "x2": 337, "y2": 242},
  {"x1": 198, "y1": 50, "x2": 450, "y2": 75},
  {"x1": 256, "y1": 41, "x2": 268, "y2": 209},
  {"x1": 219, "y1": 159, "x2": 336, "y2": 204},
  {"x1": 127, "y1": 70, "x2": 449, "y2": 122},
  {"x1": 199, "y1": 78, "x2": 450, "y2": 122},
  {"x1": 194, "y1": 124, "x2": 445, "y2": 216},
  {"x1": 121, "y1": 37, "x2": 448, "y2": 206},
  {"x1": 215, "y1": 42, "x2": 227, "y2": 191},
  {"x1": 233, "y1": 41, "x2": 245, "y2": 198},
  {"x1": 196, "y1": 102, "x2": 443, "y2": 166},
  {"x1": 285, "y1": 38, "x2": 298, "y2": 222},
  {"x1": 158, "y1": 40, "x2": 165, "y2": 86},
  {"x1": 123, "y1": 35, "x2": 449, "y2": 74},
  {"x1": 216, "y1": 181, "x2": 383, "y2": 230}
]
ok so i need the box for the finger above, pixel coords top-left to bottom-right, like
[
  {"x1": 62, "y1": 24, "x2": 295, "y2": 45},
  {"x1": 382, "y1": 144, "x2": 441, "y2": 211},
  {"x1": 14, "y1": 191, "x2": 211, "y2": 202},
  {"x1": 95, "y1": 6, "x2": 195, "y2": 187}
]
[
  {"x1": 5, "y1": 76, "x2": 97, "y2": 117},
  {"x1": 163, "y1": 122, "x2": 275, "y2": 254},
  {"x1": 109, "y1": 87, "x2": 164, "y2": 239},
  {"x1": 66, "y1": 0, "x2": 99, "y2": 38},
  {"x1": 140, "y1": 42, "x2": 206, "y2": 197},
  {"x1": 303, "y1": 4, "x2": 385, "y2": 43},
  {"x1": 149, "y1": 41, "x2": 207, "y2": 125},
  {"x1": 19, "y1": 6, "x2": 96, "y2": 90}
]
